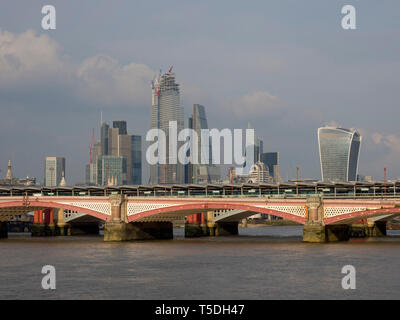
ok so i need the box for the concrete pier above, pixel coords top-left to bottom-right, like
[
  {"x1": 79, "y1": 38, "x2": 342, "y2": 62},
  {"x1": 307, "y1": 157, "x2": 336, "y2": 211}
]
[
  {"x1": 0, "y1": 222, "x2": 7, "y2": 239},
  {"x1": 213, "y1": 222, "x2": 239, "y2": 236},
  {"x1": 69, "y1": 222, "x2": 99, "y2": 235},
  {"x1": 103, "y1": 194, "x2": 173, "y2": 241},
  {"x1": 31, "y1": 224, "x2": 56, "y2": 237},
  {"x1": 302, "y1": 196, "x2": 350, "y2": 243},
  {"x1": 104, "y1": 221, "x2": 173, "y2": 241},
  {"x1": 350, "y1": 220, "x2": 387, "y2": 238},
  {"x1": 185, "y1": 223, "x2": 210, "y2": 237}
]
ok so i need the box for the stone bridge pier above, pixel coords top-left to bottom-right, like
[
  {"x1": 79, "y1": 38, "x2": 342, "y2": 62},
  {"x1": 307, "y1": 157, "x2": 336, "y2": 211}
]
[
  {"x1": 104, "y1": 195, "x2": 173, "y2": 241},
  {"x1": 303, "y1": 197, "x2": 350, "y2": 243},
  {"x1": 303, "y1": 197, "x2": 387, "y2": 242},
  {"x1": 185, "y1": 211, "x2": 239, "y2": 237},
  {"x1": 349, "y1": 219, "x2": 387, "y2": 238}
]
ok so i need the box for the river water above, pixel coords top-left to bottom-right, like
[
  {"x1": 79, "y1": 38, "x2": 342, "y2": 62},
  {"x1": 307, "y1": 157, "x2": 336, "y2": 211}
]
[{"x1": 0, "y1": 226, "x2": 399, "y2": 300}]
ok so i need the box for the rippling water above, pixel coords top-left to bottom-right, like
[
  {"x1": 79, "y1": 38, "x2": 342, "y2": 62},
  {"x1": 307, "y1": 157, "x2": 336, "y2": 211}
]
[{"x1": 0, "y1": 226, "x2": 399, "y2": 299}]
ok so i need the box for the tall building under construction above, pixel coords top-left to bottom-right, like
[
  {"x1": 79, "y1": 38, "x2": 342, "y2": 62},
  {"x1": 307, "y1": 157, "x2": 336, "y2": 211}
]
[{"x1": 150, "y1": 68, "x2": 184, "y2": 184}]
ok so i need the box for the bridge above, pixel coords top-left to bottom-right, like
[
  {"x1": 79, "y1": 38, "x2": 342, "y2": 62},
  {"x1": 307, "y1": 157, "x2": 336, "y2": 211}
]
[{"x1": 0, "y1": 183, "x2": 399, "y2": 242}]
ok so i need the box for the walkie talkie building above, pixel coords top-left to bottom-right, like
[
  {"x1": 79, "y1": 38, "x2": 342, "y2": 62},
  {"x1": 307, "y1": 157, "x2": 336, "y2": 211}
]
[{"x1": 318, "y1": 127, "x2": 362, "y2": 182}]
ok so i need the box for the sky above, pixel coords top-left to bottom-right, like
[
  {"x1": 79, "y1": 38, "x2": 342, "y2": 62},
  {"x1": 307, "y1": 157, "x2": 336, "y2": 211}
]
[{"x1": 0, "y1": 0, "x2": 400, "y2": 184}]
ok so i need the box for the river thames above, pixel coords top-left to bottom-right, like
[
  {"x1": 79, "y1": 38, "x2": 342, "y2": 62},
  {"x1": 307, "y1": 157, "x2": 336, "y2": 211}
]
[{"x1": 0, "y1": 226, "x2": 399, "y2": 300}]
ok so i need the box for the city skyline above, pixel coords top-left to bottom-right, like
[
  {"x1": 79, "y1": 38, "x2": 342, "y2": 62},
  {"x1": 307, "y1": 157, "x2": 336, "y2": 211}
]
[{"x1": 1, "y1": 1, "x2": 400, "y2": 184}]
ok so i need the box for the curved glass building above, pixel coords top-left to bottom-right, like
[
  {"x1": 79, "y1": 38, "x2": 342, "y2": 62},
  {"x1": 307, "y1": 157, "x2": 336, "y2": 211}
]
[{"x1": 318, "y1": 127, "x2": 362, "y2": 182}]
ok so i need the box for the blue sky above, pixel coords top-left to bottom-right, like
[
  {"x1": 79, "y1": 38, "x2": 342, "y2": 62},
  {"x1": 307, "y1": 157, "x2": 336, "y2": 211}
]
[{"x1": 1, "y1": 1, "x2": 400, "y2": 183}]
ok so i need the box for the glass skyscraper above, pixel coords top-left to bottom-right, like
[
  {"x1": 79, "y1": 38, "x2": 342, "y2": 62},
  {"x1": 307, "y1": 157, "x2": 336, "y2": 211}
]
[
  {"x1": 96, "y1": 155, "x2": 127, "y2": 186},
  {"x1": 150, "y1": 70, "x2": 184, "y2": 184},
  {"x1": 131, "y1": 135, "x2": 142, "y2": 185},
  {"x1": 113, "y1": 120, "x2": 127, "y2": 135},
  {"x1": 100, "y1": 122, "x2": 109, "y2": 156},
  {"x1": 261, "y1": 152, "x2": 279, "y2": 181},
  {"x1": 318, "y1": 127, "x2": 362, "y2": 182},
  {"x1": 44, "y1": 157, "x2": 65, "y2": 187},
  {"x1": 190, "y1": 104, "x2": 220, "y2": 183}
]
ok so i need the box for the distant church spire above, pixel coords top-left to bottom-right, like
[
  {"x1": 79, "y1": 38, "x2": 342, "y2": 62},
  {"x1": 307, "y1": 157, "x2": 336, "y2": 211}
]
[{"x1": 6, "y1": 160, "x2": 13, "y2": 180}]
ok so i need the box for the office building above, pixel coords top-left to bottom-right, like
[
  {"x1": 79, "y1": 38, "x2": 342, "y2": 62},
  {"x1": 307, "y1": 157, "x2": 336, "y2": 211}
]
[
  {"x1": 113, "y1": 120, "x2": 127, "y2": 135},
  {"x1": 44, "y1": 157, "x2": 65, "y2": 187},
  {"x1": 86, "y1": 121, "x2": 142, "y2": 185},
  {"x1": 100, "y1": 122, "x2": 109, "y2": 156},
  {"x1": 261, "y1": 152, "x2": 281, "y2": 182},
  {"x1": 96, "y1": 155, "x2": 127, "y2": 186},
  {"x1": 131, "y1": 135, "x2": 142, "y2": 185},
  {"x1": 188, "y1": 104, "x2": 220, "y2": 183},
  {"x1": 150, "y1": 69, "x2": 184, "y2": 184},
  {"x1": 247, "y1": 161, "x2": 273, "y2": 183},
  {"x1": 318, "y1": 127, "x2": 362, "y2": 182}
]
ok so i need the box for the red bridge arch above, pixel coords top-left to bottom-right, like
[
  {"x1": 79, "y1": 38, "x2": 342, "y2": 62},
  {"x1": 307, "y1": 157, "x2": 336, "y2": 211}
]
[
  {"x1": 0, "y1": 200, "x2": 110, "y2": 221},
  {"x1": 128, "y1": 202, "x2": 307, "y2": 224}
]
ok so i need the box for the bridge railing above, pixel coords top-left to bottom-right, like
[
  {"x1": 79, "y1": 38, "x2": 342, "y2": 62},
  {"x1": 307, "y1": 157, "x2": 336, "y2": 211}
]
[{"x1": 1, "y1": 184, "x2": 399, "y2": 200}]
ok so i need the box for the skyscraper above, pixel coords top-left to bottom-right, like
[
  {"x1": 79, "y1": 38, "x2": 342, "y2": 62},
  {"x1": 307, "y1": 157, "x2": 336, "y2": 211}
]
[
  {"x1": 131, "y1": 135, "x2": 142, "y2": 185},
  {"x1": 150, "y1": 69, "x2": 184, "y2": 184},
  {"x1": 113, "y1": 121, "x2": 127, "y2": 135},
  {"x1": 100, "y1": 122, "x2": 109, "y2": 156},
  {"x1": 261, "y1": 152, "x2": 280, "y2": 182},
  {"x1": 86, "y1": 121, "x2": 141, "y2": 186},
  {"x1": 318, "y1": 127, "x2": 362, "y2": 182},
  {"x1": 96, "y1": 155, "x2": 127, "y2": 186},
  {"x1": 114, "y1": 134, "x2": 142, "y2": 185},
  {"x1": 108, "y1": 127, "x2": 120, "y2": 156},
  {"x1": 190, "y1": 104, "x2": 220, "y2": 183},
  {"x1": 44, "y1": 157, "x2": 65, "y2": 187}
]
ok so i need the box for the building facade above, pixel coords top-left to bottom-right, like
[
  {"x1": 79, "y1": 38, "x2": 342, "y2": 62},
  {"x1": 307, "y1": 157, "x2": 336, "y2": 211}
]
[
  {"x1": 96, "y1": 155, "x2": 127, "y2": 186},
  {"x1": 318, "y1": 127, "x2": 362, "y2": 182},
  {"x1": 100, "y1": 122, "x2": 109, "y2": 156},
  {"x1": 260, "y1": 152, "x2": 281, "y2": 182},
  {"x1": 86, "y1": 121, "x2": 142, "y2": 186},
  {"x1": 44, "y1": 157, "x2": 65, "y2": 187},
  {"x1": 113, "y1": 120, "x2": 127, "y2": 135},
  {"x1": 150, "y1": 70, "x2": 184, "y2": 184},
  {"x1": 189, "y1": 104, "x2": 220, "y2": 184}
]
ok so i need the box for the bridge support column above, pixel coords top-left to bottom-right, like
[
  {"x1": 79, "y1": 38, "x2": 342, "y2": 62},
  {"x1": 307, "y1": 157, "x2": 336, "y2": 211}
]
[
  {"x1": 69, "y1": 223, "x2": 99, "y2": 235},
  {"x1": 104, "y1": 195, "x2": 173, "y2": 241},
  {"x1": 105, "y1": 222, "x2": 173, "y2": 241},
  {"x1": 303, "y1": 196, "x2": 350, "y2": 243},
  {"x1": 31, "y1": 209, "x2": 57, "y2": 237},
  {"x1": 185, "y1": 212, "x2": 209, "y2": 237},
  {"x1": 0, "y1": 222, "x2": 7, "y2": 238},
  {"x1": 213, "y1": 222, "x2": 239, "y2": 236},
  {"x1": 350, "y1": 219, "x2": 386, "y2": 238},
  {"x1": 55, "y1": 209, "x2": 70, "y2": 236}
]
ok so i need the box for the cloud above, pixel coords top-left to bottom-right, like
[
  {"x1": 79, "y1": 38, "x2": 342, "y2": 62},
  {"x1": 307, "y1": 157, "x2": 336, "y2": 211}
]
[
  {"x1": 369, "y1": 132, "x2": 400, "y2": 153},
  {"x1": 0, "y1": 29, "x2": 154, "y2": 107},
  {"x1": 371, "y1": 133, "x2": 383, "y2": 144},
  {"x1": 0, "y1": 29, "x2": 67, "y2": 85},
  {"x1": 324, "y1": 120, "x2": 341, "y2": 128},
  {"x1": 76, "y1": 54, "x2": 154, "y2": 106},
  {"x1": 227, "y1": 90, "x2": 282, "y2": 118}
]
